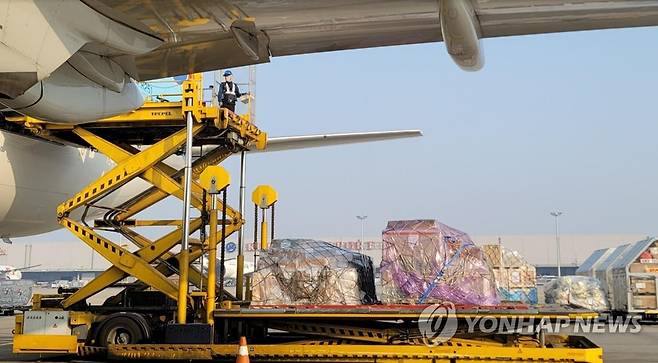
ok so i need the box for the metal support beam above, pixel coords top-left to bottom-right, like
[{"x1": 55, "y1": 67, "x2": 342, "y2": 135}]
[
  {"x1": 219, "y1": 190, "x2": 227, "y2": 301},
  {"x1": 106, "y1": 338, "x2": 603, "y2": 363},
  {"x1": 60, "y1": 219, "x2": 180, "y2": 301},
  {"x1": 236, "y1": 151, "x2": 246, "y2": 300},
  {"x1": 115, "y1": 146, "x2": 236, "y2": 222},
  {"x1": 61, "y1": 219, "x2": 203, "y2": 308},
  {"x1": 57, "y1": 124, "x2": 202, "y2": 218},
  {"x1": 72, "y1": 128, "x2": 205, "y2": 210},
  {"x1": 207, "y1": 198, "x2": 218, "y2": 325},
  {"x1": 177, "y1": 92, "x2": 195, "y2": 324}
]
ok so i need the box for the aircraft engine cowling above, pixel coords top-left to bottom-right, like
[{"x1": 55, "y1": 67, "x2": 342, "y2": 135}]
[
  {"x1": 440, "y1": 0, "x2": 484, "y2": 71},
  {"x1": 0, "y1": 59, "x2": 143, "y2": 124}
]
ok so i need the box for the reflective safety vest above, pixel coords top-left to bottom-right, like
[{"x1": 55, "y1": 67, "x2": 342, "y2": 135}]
[
  {"x1": 225, "y1": 82, "x2": 236, "y2": 95},
  {"x1": 223, "y1": 82, "x2": 237, "y2": 104}
]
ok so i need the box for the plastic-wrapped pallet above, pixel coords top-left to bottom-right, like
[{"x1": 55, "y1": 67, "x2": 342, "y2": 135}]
[
  {"x1": 251, "y1": 239, "x2": 377, "y2": 305},
  {"x1": 0, "y1": 280, "x2": 32, "y2": 309},
  {"x1": 543, "y1": 276, "x2": 609, "y2": 311},
  {"x1": 380, "y1": 220, "x2": 499, "y2": 305},
  {"x1": 483, "y1": 245, "x2": 538, "y2": 304}
]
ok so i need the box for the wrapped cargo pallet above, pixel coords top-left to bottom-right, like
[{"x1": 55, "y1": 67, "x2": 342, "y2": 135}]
[
  {"x1": 483, "y1": 245, "x2": 538, "y2": 304},
  {"x1": 0, "y1": 280, "x2": 32, "y2": 310},
  {"x1": 251, "y1": 239, "x2": 377, "y2": 305},
  {"x1": 380, "y1": 220, "x2": 499, "y2": 305},
  {"x1": 543, "y1": 276, "x2": 609, "y2": 311}
]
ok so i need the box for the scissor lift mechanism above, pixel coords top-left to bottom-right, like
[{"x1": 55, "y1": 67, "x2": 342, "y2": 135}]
[{"x1": 6, "y1": 74, "x2": 603, "y2": 362}]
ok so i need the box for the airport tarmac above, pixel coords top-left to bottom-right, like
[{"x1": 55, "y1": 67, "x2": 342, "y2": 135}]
[
  {"x1": 588, "y1": 325, "x2": 658, "y2": 363},
  {"x1": 1, "y1": 314, "x2": 658, "y2": 362}
]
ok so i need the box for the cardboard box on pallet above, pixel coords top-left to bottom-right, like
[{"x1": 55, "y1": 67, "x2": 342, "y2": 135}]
[
  {"x1": 630, "y1": 277, "x2": 657, "y2": 295},
  {"x1": 379, "y1": 219, "x2": 499, "y2": 305},
  {"x1": 632, "y1": 295, "x2": 657, "y2": 310},
  {"x1": 630, "y1": 263, "x2": 658, "y2": 273},
  {"x1": 482, "y1": 245, "x2": 537, "y2": 304},
  {"x1": 490, "y1": 266, "x2": 536, "y2": 288}
]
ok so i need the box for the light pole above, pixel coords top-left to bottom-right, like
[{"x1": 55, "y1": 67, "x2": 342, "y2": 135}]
[
  {"x1": 356, "y1": 216, "x2": 367, "y2": 254},
  {"x1": 550, "y1": 211, "x2": 563, "y2": 277}
]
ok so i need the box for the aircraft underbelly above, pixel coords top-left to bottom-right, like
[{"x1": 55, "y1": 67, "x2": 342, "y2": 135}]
[
  {"x1": 0, "y1": 130, "x2": 170, "y2": 238},
  {"x1": 0, "y1": 131, "x2": 112, "y2": 238}
]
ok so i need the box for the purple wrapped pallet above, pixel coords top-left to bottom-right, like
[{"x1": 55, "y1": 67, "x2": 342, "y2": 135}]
[{"x1": 380, "y1": 220, "x2": 499, "y2": 306}]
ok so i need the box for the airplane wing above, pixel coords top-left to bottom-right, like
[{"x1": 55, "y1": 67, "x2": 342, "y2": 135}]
[
  {"x1": 2, "y1": 1, "x2": 658, "y2": 114},
  {"x1": 253, "y1": 130, "x2": 423, "y2": 153},
  {"x1": 93, "y1": 0, "x2": 658, "y2": 78},
  {"x1": 6, "y1": 264, "x2": 42, "y2": 273}
]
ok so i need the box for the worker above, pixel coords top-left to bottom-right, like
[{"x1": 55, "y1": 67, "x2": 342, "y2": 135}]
[{"x1": 218, "y1": 70, "x2": 243, "y2": 113}]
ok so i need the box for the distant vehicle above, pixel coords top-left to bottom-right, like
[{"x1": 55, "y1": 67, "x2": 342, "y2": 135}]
[
  {"x1": 197, "y1": 257, "x2": 255, "y2": 281},
  {"x1": 51, "y1": 280, "x2": 71, "y2": 289},
  {"x1": 224, "y1": 259, "x2": 255, "y2": 281},
  {"x1": 47, "y1": 278, "x2": 91, "y2": 290},
  {"x1": 67, "y1": 279, "x2": 91, "y2": 289}
]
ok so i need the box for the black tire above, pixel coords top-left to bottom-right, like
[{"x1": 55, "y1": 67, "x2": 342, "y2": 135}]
[{"x1": 96, "y1": 316, "x2": 145, "y2": 347}]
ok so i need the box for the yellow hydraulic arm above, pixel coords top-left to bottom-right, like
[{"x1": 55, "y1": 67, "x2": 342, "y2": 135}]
[{"x1": 53, "y1": 73, "x2": 265, "y2": 312}]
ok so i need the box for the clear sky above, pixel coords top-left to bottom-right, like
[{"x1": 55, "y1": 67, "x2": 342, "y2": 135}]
[{"x1": 14, "y1": 26, "x2": 658, "y2": 247}]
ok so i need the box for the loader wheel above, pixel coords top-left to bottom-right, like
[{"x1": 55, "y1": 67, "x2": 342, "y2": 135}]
[{"x1": 97, "y1": 316, "x2": 145, "y2": 347}]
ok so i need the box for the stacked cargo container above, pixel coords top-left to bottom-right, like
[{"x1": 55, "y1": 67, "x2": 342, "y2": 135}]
[
  {"x1": 576, "y1": 248, "x2": 613, "y2": 278},
  {"x1": 610, "y1": 238, "x2": 658, "y2": 312},
  {"x1": 579, "y1": 237, "x2": 658, "y2": 314},
  {"x1": 593, "y1": 245, "x2": 629, "y2": 304}
]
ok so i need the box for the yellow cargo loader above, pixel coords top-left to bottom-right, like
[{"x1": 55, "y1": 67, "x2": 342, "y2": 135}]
[{"x1": 7, "y1": 74, "x2": 603, "y2": 363}]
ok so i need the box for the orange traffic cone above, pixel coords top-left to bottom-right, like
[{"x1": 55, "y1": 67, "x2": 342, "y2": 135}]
[{"x1": 236, "y1": 336, "x2": 250, "y2": 363}]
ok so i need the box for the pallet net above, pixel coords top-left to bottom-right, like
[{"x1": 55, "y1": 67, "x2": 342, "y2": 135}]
[
  {"x1": 251, "y1": 239, "x2": 377, "y2": 305},
  {"x1": 0, "y1": 280, "x2": 32, "y2": 309}
]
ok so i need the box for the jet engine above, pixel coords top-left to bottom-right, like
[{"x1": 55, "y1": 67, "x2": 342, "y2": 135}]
[
  {"x1": 0, "y1": 54, "x2": 143, "y2": 124},
  {"x1": 0, "y1": 0, "x2": 163, "y2": 124},
  {"x1": 440, "y1": 0, "x2": 484, "y2": 71}
]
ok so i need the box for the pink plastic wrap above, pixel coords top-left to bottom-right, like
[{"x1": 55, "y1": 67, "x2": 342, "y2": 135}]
[{"x1": 380, "y1": 220, "x2": 499, "y2": 305}]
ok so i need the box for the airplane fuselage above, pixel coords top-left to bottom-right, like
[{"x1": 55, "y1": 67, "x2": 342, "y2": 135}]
[{"x1": 0, "y1": 130, "x2": 114, "y2": 237}]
